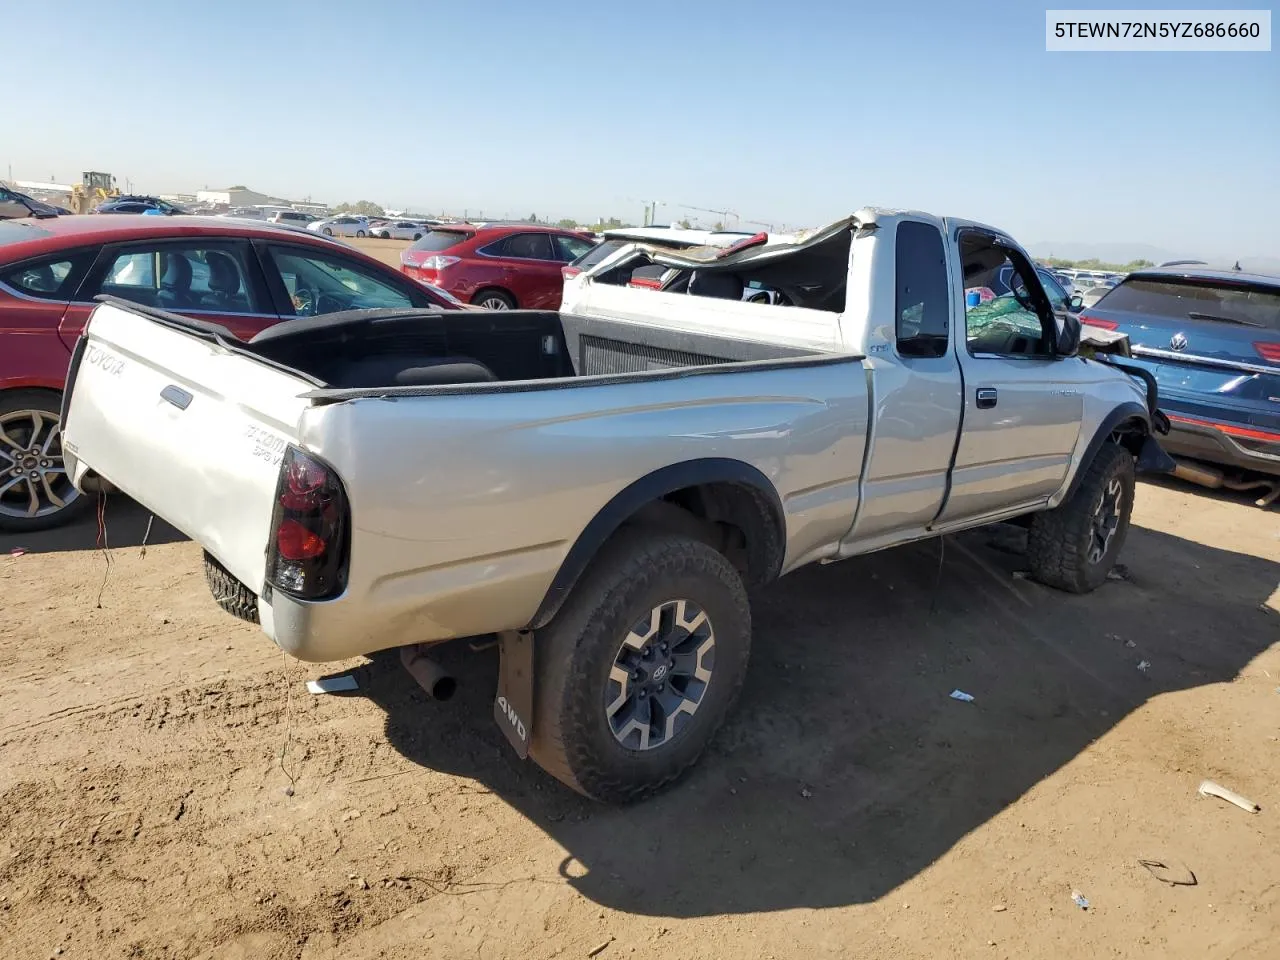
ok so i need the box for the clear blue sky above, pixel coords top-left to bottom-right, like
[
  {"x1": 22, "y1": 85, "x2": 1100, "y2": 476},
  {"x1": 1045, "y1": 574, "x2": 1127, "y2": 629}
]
[{"x1": 3, "y1": 0, "x2": 1276, "y2": 256}]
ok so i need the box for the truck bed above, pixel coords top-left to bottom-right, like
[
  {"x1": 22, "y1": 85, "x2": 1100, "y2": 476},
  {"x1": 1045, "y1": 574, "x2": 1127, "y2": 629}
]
[{"x1": 237, "y1": 305, "x2": 831, "y2": 398}]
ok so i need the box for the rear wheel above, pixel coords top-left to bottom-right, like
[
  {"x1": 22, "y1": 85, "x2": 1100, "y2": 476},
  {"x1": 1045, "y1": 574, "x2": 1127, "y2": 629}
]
[
  {"x1": 413, "y1": 233, "x2": 423, "y2": 241},
  {"x1": 529, "y1": 529, "x2": 751, "y2": 803},
  {"x1": 202, "y1": 551, "x2": 260, "y2": 623},
  {"x1": 0, "y1": 389, "x2": 90, "y2": 532},
  {"x1": 471, "y1": 288, "x2": 515, "y2": 310},
  {"x1": 1027, "y1": 442, "x2": 1135, "y2": 593},
  {"x1": 356, "y1": 230, "x2": 367, "y2": 238}
]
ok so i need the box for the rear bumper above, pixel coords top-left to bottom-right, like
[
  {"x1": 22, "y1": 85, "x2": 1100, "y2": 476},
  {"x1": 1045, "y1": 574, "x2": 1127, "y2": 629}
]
[{"x1": 1163, "y1": 414, "x2": 1280, "y2": 478}]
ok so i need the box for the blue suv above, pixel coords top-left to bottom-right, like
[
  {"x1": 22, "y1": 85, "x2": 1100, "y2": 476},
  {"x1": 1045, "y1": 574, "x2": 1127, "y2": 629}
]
[{"x1": 1080, "y1": 268, "x2": 1279, "y2": 484}]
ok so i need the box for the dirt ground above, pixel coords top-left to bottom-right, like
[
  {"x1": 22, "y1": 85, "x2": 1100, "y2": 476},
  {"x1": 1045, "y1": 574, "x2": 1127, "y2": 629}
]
[
  {"x1": 349, "y1": 236, "x2": 411, "y2": 268},
  {"x1": 1, "y1": 466, "x2": 1278, "y2": 960}
]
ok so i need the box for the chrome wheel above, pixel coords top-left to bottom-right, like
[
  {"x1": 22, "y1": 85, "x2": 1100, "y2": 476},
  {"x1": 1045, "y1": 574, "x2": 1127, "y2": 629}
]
[
  {"x1": 605, "y1": 599, "x2": 715, "y2": 751},
  {"x1": 1088, "y1": 476, "x2": 1124, "y2": 564},
  {"x1": 0, "y1": 408, "x2": 79, "y2": 521},
  {"x1": 479, "y1": 296, "x2": 511, "y2": 310}
]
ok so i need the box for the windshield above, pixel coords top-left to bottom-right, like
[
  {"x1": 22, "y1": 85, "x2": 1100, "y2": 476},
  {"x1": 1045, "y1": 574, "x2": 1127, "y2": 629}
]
[
  {"x1": 1102, "y1": 277, "x2": 1280, "y2": 331},
  {"x1": 570, "y1": 239, "x2": 623, "y2": 269},
  {"x1": 410, "y1": 230, "x2": 473, "y2": 252}
]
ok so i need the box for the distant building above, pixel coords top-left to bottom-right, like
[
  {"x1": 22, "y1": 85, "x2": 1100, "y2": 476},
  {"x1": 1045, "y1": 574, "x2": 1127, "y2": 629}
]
[{"x1": 196, "y1": 186, "x2": 328, "y2": 215}]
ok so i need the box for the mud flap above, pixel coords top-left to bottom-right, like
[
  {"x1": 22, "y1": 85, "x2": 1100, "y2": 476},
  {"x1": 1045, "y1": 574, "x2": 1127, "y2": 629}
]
[
  {"x1": 494, "y1": 630, "x2": 533, "y2": 758},
  {"x1": 1137, "y1": 434, "x2": 1177, "y2": 475}
]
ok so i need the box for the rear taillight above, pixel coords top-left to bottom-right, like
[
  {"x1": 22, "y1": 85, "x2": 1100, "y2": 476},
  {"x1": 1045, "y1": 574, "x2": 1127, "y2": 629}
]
[
  {"x1": 267, "y1": 446, "x2": 349, "y2": 599},
  {"x1": 562, "y1": 266, "x2": 582, "y2": 279},
  {"x1": 420, "y1": 255, "x2": 460, "y2": 270},
  {"x1": 1080, "y1": 315, "x2": 1118, "y2": 330},
  {"x1": 628, "y1": 277, "x2": 663, "y2": 289},
  {"x1": 1254, "y1": 341, "x2": 1280, "y2": 363}
]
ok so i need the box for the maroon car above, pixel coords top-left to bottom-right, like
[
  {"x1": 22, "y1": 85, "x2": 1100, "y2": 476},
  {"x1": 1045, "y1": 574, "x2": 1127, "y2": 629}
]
[
  {"x1": 0, "y1": 215, "x2": 459, "y2": 532},
  {"x1": 400, "y1": 223, "x2": 597, "y2": 310}
]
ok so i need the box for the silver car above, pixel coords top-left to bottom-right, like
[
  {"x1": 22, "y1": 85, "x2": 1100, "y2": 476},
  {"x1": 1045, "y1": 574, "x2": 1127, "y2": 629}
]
[
  {"x1": 307, "y1": 215, "x2": 369, "y2": 238},
  {"x1": 370, "y1": 219, "x2": 428, "y2": 240}
]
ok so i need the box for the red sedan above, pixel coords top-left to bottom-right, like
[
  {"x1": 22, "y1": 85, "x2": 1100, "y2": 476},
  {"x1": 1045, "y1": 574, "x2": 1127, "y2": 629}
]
[
  {"x1": 0, "y1": 215, "x2": 459, "y2": 532},
  {"x1": 400, "y1": 223, "x2": 597, "y2": 310}
]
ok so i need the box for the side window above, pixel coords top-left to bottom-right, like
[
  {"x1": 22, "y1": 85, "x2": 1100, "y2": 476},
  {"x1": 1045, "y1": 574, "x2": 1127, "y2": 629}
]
[
  {"x1": 268, "y1": 247, "x2": 419, "y2": 317},
  {"x1": 960, "y1": 235, "x2": 1052, "y2": 357},
  {"x1": 501, "y1": 233, "x2": 555, "y2": 260},
  {"x1": 552, "y1": 235, "x2": 595, "y2": 262},
  {"x1": 0, "y1": 252, "x2": 95, "y2": 301},
  {"x1": 1037, "y1": 269, "x2": 1067, "y2": 311},
  {"x1": 91, "y1": 243, "x2": 263, "y2": 313},
  {"x1": 894, "y1": 221, "x2": 950, "y2": 358}
]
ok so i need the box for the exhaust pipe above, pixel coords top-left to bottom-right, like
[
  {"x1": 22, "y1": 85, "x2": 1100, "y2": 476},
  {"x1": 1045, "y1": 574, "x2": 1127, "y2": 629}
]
[
  {"x1": 399, "y1": 644, "x2": 457, "y2": 701},
  {"x1": 1172, "y1": 459, "x2": 1226, "y2": 489},
  {"x1": 1171, "y1": 458, "x2": 1279, "y2": 507}
]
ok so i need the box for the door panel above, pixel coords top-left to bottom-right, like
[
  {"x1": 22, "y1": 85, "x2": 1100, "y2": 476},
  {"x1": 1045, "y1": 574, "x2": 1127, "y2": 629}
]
[
  {"x1": 941, "y1": 357, "x2": 1083, "y2": 521},
  {"x1": 846, "y1": 218, "x2": 962, "y2": 543}
]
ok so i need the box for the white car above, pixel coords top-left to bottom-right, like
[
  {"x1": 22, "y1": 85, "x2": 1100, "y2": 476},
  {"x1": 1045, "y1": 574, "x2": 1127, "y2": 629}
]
[
  {"x1": 371, "y1": 219, "x2": 429, "y2": 241},
  {"x1": 217, "y1": 207, "x2": 266, "y2": 220},
  {"x1": 308, "y1": 215, "x2": 370, "y2": 238},
  {"x1": 267, "y1": 210, "x2": 317, "y2": 227}
]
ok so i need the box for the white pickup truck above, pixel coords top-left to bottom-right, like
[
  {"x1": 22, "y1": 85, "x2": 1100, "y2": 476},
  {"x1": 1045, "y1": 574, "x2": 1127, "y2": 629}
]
[{"x1": 59, "y1": 208, "x2": 1173, "y2": 802}]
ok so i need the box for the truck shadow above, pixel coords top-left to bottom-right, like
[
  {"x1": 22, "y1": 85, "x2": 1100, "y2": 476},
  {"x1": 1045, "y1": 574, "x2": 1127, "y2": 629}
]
[
  {"x1": 0, "y1": 495, "x2": 186, "y2": 556},
  {"x1": 359, "y1": 521, "x2": 1278, "y2": 917}
]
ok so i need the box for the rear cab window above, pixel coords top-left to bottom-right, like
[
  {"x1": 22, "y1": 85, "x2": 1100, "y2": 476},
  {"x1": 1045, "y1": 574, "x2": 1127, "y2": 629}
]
[
  {"x1": 894, "y1": 221, "x2": 950, "y2": 357},
  {"x1": 1101, "y1": 277, "x2": 1280, "y2": 331}
]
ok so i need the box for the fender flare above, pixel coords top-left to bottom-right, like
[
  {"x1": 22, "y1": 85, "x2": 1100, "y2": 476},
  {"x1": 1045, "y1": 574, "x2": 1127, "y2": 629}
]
[
  {"x1": 526, "y1": 458, "x2": 785, "y2": 630},
  {"x1": 1060, "y1": 402, "x2": 1150, "y2": 504}
]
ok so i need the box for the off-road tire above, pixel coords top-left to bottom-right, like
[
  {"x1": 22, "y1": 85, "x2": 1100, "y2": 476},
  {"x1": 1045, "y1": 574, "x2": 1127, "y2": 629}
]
[
  {"x1": 1027, "y1": 442, "x2": 1135, "y2": 594},
  {"x1": 203, "y1": 551, "x2": 260, "y2": 624},
  {"x1": 529, "y1": 528, "x2": 751, "y2": 803}
]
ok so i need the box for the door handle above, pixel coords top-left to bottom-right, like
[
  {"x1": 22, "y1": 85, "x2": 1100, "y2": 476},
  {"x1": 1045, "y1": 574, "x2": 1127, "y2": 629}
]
[
  {"x1": 160, "y1": 385, "x2": 192, "y2": 410},
  {"x1": 975, "y1": 387, "x2": 998, "y2": 409}
]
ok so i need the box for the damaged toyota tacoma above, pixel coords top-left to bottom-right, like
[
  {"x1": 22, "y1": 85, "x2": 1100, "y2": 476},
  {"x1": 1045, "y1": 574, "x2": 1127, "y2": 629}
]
[{"x1": 59, "y1": 208, "x2": 1174, "y2": 803}]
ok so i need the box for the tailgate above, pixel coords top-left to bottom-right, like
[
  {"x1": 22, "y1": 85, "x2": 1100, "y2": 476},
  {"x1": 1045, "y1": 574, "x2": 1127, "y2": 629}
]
[{"x1": 61, "y1": 300, "x2": 317, "y2": 594}]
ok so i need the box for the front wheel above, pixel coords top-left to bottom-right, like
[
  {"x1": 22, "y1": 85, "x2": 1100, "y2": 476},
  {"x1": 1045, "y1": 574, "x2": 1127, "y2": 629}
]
[
  {"x1": 322, "y1": 227, "x2": 333, "y2": 236},
  {"x1": 1027, "y1": 442, "x2": 1135, "y2": 593},
  {"x1": 0, "y1": 389, "x2": 91, "y2": 532},
  {"x1": 529, "y1": 529, "x2": 751, "y2": 803},
  {"x1": 356, "y1": 230, "x2": 366, "y2": 238}
]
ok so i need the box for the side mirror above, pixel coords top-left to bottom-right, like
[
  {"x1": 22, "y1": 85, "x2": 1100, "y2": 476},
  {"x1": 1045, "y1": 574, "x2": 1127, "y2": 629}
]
[
  {"x1": 1055, "y1": 311, "x2": 1082, "y2": 357},
  {"x1": 1068, "y1": 293, "x2": 1083, "y2": 312}
]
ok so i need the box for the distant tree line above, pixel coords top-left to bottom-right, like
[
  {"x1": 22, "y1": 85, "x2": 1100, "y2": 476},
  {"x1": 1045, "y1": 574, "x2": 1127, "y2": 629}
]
[
  {"x1": 1042, "y1": 256, "x2": 1155, "y2": 272},
  {"x1": 334, "y1": 200, "x2": 386, "y2": 217}
]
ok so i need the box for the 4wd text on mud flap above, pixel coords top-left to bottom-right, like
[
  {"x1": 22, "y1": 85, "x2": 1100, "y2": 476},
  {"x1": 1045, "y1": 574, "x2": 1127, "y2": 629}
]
[
  {"x1": 86, "y1": 345, "x2": 125, "y2": 376},
  {"x1": 496, "y1": 695, "x2": 527, "y2": 743}
]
